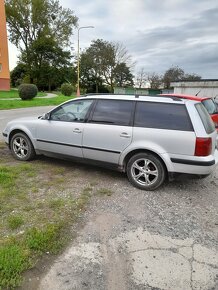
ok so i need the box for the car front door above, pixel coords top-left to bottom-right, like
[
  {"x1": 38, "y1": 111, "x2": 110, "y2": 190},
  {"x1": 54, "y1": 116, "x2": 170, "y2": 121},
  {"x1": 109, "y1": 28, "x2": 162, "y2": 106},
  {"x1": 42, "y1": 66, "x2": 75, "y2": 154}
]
[
  {"x1": 36, "y1": 99, "x2": 94, "y2": 157},
  {"x1": 83, "y1": 99, "x2": 134, "y2": 164}
]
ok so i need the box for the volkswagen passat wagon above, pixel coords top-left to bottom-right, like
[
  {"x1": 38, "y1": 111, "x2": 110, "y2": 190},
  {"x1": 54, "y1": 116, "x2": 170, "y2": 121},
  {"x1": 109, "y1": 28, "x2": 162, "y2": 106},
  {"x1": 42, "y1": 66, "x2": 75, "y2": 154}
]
[{"x1": 2, "y1": 95, "x2": 218, "y2": 190}]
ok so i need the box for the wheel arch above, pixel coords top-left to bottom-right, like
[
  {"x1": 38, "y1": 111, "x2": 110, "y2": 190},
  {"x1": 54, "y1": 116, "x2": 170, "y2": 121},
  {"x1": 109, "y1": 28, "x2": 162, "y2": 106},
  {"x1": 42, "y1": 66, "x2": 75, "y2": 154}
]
[
  {"x1": 9, "y1": 129, "x2": 32, "y2": 149},
  {"x1": 122, "y1": 149, "x2": 168, "y2": 177}
]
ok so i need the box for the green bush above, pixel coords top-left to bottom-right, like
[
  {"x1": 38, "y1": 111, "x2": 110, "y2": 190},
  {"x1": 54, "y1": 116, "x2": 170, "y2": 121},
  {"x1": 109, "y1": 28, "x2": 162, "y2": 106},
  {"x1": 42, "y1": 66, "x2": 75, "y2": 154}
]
[
  {"x1": 61, "y1": 83, "x2": 74, "y2": 96},
  {"x1": 18, "y1": 84, "x2": 38, "y2": 100}
]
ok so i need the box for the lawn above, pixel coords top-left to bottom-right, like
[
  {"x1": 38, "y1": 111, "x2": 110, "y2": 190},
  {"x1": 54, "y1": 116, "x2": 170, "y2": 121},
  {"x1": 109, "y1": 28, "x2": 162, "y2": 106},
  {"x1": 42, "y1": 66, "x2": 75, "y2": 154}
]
[
  {"x1": 0, "y1": 92, "x2": 73, "y2": 110},
  {"x1": 0, "y1": 89, "x2": 46, "y2": 99},
  {"x1": 0, "y1": 142, "x2": 112, "y2": 289}
]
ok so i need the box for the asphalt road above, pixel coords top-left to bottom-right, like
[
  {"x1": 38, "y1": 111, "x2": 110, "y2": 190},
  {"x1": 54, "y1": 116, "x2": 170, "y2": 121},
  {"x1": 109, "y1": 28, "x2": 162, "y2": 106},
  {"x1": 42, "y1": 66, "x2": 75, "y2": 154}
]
[{"x1": 0, "y1": 106, "x2": 54, "y2": 141}]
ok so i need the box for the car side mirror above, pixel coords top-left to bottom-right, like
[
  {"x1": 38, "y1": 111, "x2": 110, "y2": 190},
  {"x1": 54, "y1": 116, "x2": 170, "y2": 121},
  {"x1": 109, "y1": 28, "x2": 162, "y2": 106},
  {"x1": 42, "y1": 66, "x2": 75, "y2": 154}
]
[{"x1": 40, "y1": 113, "x2": 50, "y2": 120}]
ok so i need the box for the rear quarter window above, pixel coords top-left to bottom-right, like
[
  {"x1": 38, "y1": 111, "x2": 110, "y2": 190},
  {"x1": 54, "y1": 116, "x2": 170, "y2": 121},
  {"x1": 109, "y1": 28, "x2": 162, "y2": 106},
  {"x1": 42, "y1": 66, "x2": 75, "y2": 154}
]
[
  {"x1": 195, "y1": 103, "x2": 215, "y2": 134},
  {"x1": 202, "y1": 99, "x2": 217, "y2": 115},
  {"x1": 134, "y1": 102, "x2": 193, "y2": 131}
]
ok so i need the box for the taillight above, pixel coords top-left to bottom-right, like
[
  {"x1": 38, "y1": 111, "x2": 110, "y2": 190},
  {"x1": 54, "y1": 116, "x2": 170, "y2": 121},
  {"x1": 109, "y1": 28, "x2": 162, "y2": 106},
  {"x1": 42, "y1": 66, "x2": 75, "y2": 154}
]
[{"x1": 195, "y1": 137, "x2": 212, "y2": 156}]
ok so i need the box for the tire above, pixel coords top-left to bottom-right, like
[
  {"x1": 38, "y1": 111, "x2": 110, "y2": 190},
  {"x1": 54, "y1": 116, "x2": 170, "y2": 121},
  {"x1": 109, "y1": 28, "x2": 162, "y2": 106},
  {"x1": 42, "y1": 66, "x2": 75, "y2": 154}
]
[
  {"x1": 127, "y1": 153, "x2": 166, "y2": 190},
  {"x1": 10, "y1": 132, "x2": 35, "y2": 161}
]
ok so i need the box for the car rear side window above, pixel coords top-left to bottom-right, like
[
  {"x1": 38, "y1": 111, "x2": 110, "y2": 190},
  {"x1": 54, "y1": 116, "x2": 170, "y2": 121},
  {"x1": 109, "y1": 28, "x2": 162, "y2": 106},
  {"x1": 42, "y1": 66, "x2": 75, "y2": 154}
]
[
  {"x1": 202, "y1": 99, "x2": 217, "y2": 115},
  {"x1": 195, "y1": 103, "x2": 215, "y2": 134},
  {"x1": 90, "y1": 99, "x2": 134, "y2": 126},
  {"x1": 134, "y1": 102, "x2": 193, "y2": 131}
]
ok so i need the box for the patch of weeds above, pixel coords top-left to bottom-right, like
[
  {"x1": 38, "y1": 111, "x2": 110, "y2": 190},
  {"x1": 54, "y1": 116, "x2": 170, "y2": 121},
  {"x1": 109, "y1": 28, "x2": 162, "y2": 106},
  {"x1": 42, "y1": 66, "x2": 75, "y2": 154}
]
[
  {"x1": 23, "y1": 205, "x2": 35, "y2": 212},
  {"x1": 0, "y1": 223, "x2": 66, "y2": 289},
  {"x1": 7, "y1": 215, "x2": 24, "y2": 230},
  {"x1": 36, "y1": 201, "x2": 44, "y2": 209},
  {"x1": 82, "y1": 186, "x2": 93, "y2": 196},
  {"x1": 55, "y1": 177, "x2": 65, "y2": 183},
  {"x1": 51, "y1": 167, "x2": 66, "y2": 175},
  {"x1": 0, "y1": 149, "x2": 93, "y2": 288},
  {"x1": 0, "y1": 143, "x2": 6, "y2": 149},
  {"x1": 49, "y1": 198, "x2": 65, "y2": 209},
  {"x1": 0, "y1": 243, "x2": 30, "y2": 289},
  {"x1": 25, "y1": 223, "x2": 65, "y2": 254},
  {"x1": 74, "y1": 194, "x2": 90, "y2": 211},
  {"x1": 95, "y1": 188, "x2": 113, "y2": 196},
  {"x1": 0, "y1": 166, "x2": 17, "y2": 189},
  {"x1": 30, "y1": 186, "x2": 38, "y2": 193}
]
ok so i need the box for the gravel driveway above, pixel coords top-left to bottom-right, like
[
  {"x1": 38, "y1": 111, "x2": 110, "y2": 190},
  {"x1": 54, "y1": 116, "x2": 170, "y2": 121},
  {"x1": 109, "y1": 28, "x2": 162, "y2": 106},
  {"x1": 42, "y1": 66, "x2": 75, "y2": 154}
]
[{"x1": 21, "y1": 161, "x2": 218, "y2": 290}]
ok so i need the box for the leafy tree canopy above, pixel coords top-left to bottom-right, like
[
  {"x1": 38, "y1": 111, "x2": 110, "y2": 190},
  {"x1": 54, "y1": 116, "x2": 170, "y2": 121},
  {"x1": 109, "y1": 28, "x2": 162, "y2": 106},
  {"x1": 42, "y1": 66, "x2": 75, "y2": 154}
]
[
  {"x1": 163, "y1": 66, "x2": 201, "y2": 89},
  {"x1": 5, "y1": 0, "x2": 78, "y2": 48},
  {"x1": 6, "y1": 0, "x2": 78, "y2": 89},
  {"x1": 80, "y1": 39, "x2": 134, "y2": 92}
]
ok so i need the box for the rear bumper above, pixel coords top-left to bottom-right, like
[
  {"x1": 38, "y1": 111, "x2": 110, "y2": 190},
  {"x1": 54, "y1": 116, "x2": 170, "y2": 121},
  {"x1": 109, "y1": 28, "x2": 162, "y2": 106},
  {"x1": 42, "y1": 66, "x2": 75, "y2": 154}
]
[
  {"x1": 170, "y1": 158, "x2": 215, "y2": 167},
  {"x1": 168, "y1": 172, "x2": 211, "y2": 181},
  {"x1": 162, "y1": 150, "x2": 218, "y2": 176}
]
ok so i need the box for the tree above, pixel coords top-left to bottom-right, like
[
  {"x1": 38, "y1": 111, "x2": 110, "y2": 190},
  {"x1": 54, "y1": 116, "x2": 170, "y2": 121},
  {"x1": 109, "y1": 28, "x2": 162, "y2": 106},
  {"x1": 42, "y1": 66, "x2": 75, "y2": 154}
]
[
  {"x1": 10, "y1": 63, "x2": 26, "y2": 87},
  {"x1": 147, "y1": 72, "x2": 162, "y2": 89},
  {"x1": 135, "y1": 68, "x2": 147, "y2": 88},
  {"x1": 183, "y1": 73, "x2": 201, "y2": 81},
  {"x1": 162, "y1": 65, "x2": 201, "y2": 89},
  {"x1": 6, "y1": 0, "x2": 78, "y2": 86},
  {"x1": 162, "y1": 66, "x2": 185, "y2": 89},
  {"x1": 80, "y1": 39, "x2": 133, "y2": 92},
  {"x1": 114, "y1": 63, "x2": 134, "y2": 87}
]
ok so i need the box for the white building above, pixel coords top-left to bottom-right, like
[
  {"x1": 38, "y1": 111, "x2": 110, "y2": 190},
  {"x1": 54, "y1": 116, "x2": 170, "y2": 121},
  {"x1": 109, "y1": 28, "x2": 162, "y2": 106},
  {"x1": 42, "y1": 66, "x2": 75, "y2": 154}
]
[{"x1": 171, "y1": 79, "x2": 218, "y2": 99}]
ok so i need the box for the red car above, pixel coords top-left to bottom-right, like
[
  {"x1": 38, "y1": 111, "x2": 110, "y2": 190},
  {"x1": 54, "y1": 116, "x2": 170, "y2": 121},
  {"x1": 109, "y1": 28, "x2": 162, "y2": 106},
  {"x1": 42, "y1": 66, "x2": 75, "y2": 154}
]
[{"x1": 160, "y1": 94, "x2": 218, "y2": 131}]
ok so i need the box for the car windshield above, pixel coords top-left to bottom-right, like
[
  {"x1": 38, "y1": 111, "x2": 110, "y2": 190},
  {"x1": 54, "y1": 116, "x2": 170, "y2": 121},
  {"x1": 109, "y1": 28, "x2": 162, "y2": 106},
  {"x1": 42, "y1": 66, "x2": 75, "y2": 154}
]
[{"x1": 202, "y1": 99, "x2": 218, "y2": 115}]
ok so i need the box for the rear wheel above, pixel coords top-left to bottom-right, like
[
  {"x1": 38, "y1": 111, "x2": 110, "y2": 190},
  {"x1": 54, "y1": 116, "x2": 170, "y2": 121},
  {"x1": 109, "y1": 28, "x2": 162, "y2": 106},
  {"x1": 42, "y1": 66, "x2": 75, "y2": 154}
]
[
  {"x1": 127, "y1": 153, "x2": 166, "y2": 190},
  {"x1": 10, "y1": 133, "x2": 35, "y2": 161}
]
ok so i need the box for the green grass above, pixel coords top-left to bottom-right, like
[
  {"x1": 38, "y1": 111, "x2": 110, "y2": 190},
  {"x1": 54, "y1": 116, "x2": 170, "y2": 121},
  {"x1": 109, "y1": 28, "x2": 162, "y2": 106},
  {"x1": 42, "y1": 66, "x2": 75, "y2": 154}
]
[
  {"x1": 0, "y1": 89, "x2": 74, "y2": 109},
  {"x1": 0, "y1": 143, "x2": 114, "y2": 288},
  {"x1": 0, "y1": 145, "x2": 94, "y2": 289},
  {"x1": 0, "y1": 89, "x2": 46, "y2": 99},
  {"x1": 95, "y1": 188, "x2": 113, "y2": 196},
  {"x1": 0, "y1": 243, "x2": 30, "y2": 289},
  {"x1": 0, "y1": 94, "x2": 72, "y2": 110},
  {"x1": 7, "y1": 215, "x2": 25, "y2": 230}
]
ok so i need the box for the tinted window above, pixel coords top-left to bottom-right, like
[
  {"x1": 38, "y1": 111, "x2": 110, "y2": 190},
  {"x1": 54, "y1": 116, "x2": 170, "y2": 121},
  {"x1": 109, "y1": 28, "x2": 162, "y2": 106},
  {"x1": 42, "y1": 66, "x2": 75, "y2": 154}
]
[
  {"x1": 195, "y1": 103, "x2": 215, "y2": 134},
  {"x1": 50, "y1": 99, "x2": 93, "y2": 122},
  {"x1": 202, "y1": 99, "x2": 217, "y2": 115},
  {"x1": 134, "y1": 102, "x2": 193, "y2": 131},
  {"x1": 90, "y1": 99, "x2": 134, "y2": 126}
]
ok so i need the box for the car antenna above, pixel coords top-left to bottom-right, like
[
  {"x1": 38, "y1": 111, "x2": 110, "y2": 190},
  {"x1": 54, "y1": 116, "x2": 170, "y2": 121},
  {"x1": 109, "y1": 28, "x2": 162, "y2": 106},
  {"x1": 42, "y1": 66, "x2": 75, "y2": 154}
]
[{"x1": 195, "y1": 90, "x2": 201, "y2": 96}]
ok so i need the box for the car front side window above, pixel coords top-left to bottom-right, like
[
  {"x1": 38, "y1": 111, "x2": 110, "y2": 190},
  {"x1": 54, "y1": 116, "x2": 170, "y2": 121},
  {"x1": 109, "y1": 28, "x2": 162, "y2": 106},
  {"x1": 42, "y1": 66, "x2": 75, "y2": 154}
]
[{"x1": 50, "y1": 99, "x2": 93, "y2": 122}]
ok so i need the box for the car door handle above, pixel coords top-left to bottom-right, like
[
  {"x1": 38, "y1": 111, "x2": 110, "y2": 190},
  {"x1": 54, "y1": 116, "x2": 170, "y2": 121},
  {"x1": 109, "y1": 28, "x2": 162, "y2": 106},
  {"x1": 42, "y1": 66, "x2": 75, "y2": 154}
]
[
  {"x1": 73, "y1": 128, "x2": 82, "y2": 133},
  {"x1": 120, "y1": 132, "x2": 131, "y2": 138}
]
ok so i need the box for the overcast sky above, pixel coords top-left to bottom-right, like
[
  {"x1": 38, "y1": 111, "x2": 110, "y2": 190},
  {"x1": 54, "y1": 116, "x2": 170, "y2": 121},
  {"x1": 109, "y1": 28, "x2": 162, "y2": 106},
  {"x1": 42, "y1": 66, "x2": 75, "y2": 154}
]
[{"x1": 8, "y1": 0, "x2": 218, "y2": 78}]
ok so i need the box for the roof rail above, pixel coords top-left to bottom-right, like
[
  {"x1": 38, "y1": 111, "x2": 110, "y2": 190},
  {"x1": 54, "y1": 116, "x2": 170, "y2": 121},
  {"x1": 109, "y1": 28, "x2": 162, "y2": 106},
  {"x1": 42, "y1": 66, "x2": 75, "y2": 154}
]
[{"x1": 82, "y1": 93, "x2": 183, "y2": 101}]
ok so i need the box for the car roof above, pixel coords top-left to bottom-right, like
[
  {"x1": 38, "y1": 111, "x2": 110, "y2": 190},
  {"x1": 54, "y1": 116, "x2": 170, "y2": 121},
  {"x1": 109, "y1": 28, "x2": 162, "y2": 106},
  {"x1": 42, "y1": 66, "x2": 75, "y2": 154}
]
[
  {"x1": 159, "y1": 93, "x2": 211, "y2": 101},
  {"x1": 77, "y1": 94, "x2": 192, "y2": 105}
]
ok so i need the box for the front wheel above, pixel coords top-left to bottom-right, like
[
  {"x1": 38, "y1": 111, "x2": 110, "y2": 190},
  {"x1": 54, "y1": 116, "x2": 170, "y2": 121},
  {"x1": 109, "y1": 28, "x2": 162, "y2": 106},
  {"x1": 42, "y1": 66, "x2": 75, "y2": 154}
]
[
  {"x1": 10, "y1": 133, "x2": 35, "y2": 161},
  {"x1": 127, "y1": 153, "x2": 166, "y2": 190}
]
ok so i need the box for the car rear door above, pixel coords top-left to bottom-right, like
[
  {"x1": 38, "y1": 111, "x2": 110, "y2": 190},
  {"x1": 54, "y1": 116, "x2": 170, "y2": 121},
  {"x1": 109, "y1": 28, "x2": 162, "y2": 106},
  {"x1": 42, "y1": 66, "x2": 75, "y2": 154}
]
[{"x1": 82, "y1": 99, "x2": 134, "y2": 164}]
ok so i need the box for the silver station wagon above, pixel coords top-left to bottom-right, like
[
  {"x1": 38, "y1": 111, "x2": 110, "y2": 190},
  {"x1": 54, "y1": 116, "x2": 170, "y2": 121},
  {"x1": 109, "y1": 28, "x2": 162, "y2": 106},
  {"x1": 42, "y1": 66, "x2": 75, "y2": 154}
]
[{"x1": 2, "y1": 94, "x2": 218, "y2": 190}]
